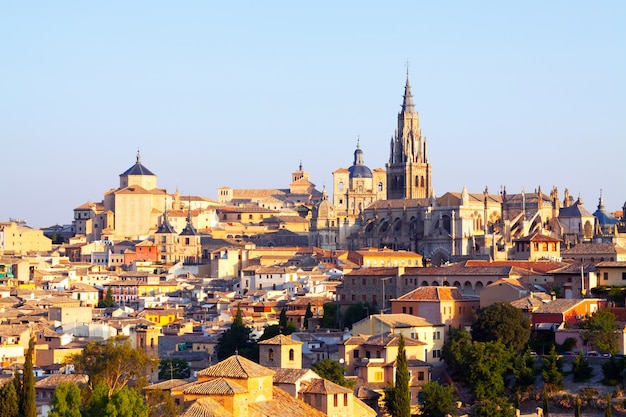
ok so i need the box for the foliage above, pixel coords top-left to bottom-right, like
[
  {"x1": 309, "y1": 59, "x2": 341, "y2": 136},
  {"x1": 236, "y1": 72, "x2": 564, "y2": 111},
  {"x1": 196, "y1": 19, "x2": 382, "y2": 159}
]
[
  {"x1": 384, "y1": 334, "x2": 411, "y2": 417},
  {"x1": 69, "y1": 335, "x2": 158, "y2": 399},
  {"x1": 541, "y1": 345, "x2": 564, "y2": 389},
  {"x1": 98, "y1": 287, "x2": 116, "y2": 308},
  {"x1": 216, "y1": 304, "x2": 256, "y2": 360},
  {"x1": 419, "y1": 381, "x2": 457, "y2": 417},
  {"x1": 20, "y1": 337, "x2": 37, "y2": 417},
  {"x1": 572, "y1": 351, "x2": 594, "y2": 383},
  {"x1": 512, "y1": 347, "x2": 536, "y2": 388},
  {"x1": 0, "y1": 379, "x2": 19, "y2": 417},
  {"x1": 574, "y1": 395, "x2": 581, "y2": 417},
  {"x1": 322, "y1": 302, "x2": 339, "y2": 328},
  {"x1": 158, "y1": 359, "x2": 190, "y2": 380},
  {"x1": 442, "y1": 327, "x2": 472, "y2": 380},
  {"x1": 48, "y1": 382, "x2": 82, "y2": 417},
  {"x1": 471, "y1": 398, "x2": 515, "y2": 417},
  {"x1": 556, "y1": 337, "x2": 577, "y2": 353},
  {"x1": 579, "y1": 309, "x2": 619, "y2": 354},
  {"x1": 471, "y1": 302, "x2": 531, "y2": 353},
  {"x1": 343, "y1": 301, "x2": 378, "y2": 329},
  {"x1": 542, "y1": 389, "x2": 549, "y2": 416},
  {"x1": 145, "y1": 389, "x2": 182, "y2": 417},
  {"x1": 83, "y1": 382, "x2": 149, "y2": 417},
  {"x1": 304, "y1": 302, "x2": 313, "y2": 329},
  {"x1": 605, "y1": 394, "x2": 613, "y2": 417},
  {"x1": 466, "y1": 341, "x2": 511, "y2": 401},
  {"x1": 601, "y1": 356, "x2": 624, "y2": 385},
  {"x1": 311, "y1": 359, "x2": 354, "y2": 388}
]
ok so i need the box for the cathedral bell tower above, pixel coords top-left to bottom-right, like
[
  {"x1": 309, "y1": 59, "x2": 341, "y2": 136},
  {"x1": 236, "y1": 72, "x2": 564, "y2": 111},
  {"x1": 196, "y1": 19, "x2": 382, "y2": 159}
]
[{"x1": 386, "y1": 73, "x2": 432, "y2": 200}]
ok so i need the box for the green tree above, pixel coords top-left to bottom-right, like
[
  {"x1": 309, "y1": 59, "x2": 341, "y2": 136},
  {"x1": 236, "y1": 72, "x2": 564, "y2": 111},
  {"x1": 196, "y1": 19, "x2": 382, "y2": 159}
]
[
  {"x1": 572, "y1": 351, "x2": 593, "y2": 383},
  {"x1": 471, "y1": 302, "x2": 530, "y2": 353},
  {"x1": 442, "y1": 327, "x2": 472, "y2": 380},
  {"x1": 70, "y1": 335, "x2": 158, "y2": 399},
  {"x1": 98, "y1": 286, "x2": 116, "y2": 308},
  {"x1": 384, "y1": 334, "x2": 410, "y2": 417},
  {"x1": 145, "y1": 389, "x2": 181, "y2": 417},
  {"x1": 20, "y1": 337, "x2": 37, "y2": 417},
  {"x1": 48, "y1": 382, "x2": 82, "y2": 417},
  {"x1": 343, "y1": 301, "x2": 378, "y2": 329},
  {"x1": 216, "y1": 304, "x2": 256, "y2": 360},
  {"x1": 541, "y1": 345, "x2": 564, "y2": 389},
  {"x1": 605, "y1": 394, "x2": 612, "y2": 417},
  {"x1": 322, "y1": 302, "x2": 338, "y2": 328},
  {"x1": 512, "y1": 347, "x2": 536, "y2": 388},
  {"x1": 311, "y1": 359, "x2": 353, "y2": 388},
  {"x1": 158, "y1": 358, "x2": 190, "y2": 380},
  {"x1": 542, "y1": 389, "x2": 549, "y2": 417},
  {"x1": 471, "y1": 398, "x2": 515, "y2": 417},
  {"x1": 0, "y1": 379, "x2": 19, "y2": 417},
  {"x1": 304, "y1": 302, "x2": 313, "y2": 329},
  {"x1": 574, "y1": 395, "x2": 581, "y2": 417},
  {"x1": 466, "y1": 341, "x2": 511, "y2": 401},
  {"x1": 601, "y1": 355, "x2": 624, "y2": 385},
  {"x1": 419, "y1": 381, "x2": 457, "y2": 417},
  {"x1": 84, "y1": 382, "x2": 148, "y2": 417},
  {"x1": 580, "y1": 309, "x2": 618, "y2": 354}
]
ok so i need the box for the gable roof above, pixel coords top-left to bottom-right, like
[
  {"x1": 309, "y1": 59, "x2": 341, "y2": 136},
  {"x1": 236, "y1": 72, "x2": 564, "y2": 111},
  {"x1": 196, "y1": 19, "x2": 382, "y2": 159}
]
[{"x1": 257, "y1": 334, "x2": 303, "y2": 346}]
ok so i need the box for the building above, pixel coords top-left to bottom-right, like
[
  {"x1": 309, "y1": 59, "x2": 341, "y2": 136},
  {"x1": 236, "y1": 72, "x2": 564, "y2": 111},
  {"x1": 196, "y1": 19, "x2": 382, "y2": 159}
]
[
  {"x1": 258, "y1": 334, "x2": 302, "y2": 369},
  {"x1": 0, "y1": 221, "x2": 52, "y2": 255}
]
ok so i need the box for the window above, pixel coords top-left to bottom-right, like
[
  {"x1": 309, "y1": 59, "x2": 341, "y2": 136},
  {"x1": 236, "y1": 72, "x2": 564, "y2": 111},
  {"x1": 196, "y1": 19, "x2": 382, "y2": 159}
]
[
  {"x1": 622, "y1": 272, "x2": 626, "y2": 281},
  {"x1": 353, "y1": 349, "x2": 360, "y2": 359},
  {"x1": 418, "y1": 371, "x2": 425, "y2": 381},
  {"x1": 289, "y1": 348, "x2": 294, "y2": 361},
  {"x1": 604, "y1": 272, "x2": 608, "y2": 281},
  {"x1": 402, "y1": 307, "x2": 407, "y2": 314},
  {"x1": 351, "y1": 294, "x2": 356, "y2": 301},
  {"x1": 375, "y1": 371, "x2": 383, "y2": 381},
  {"x1": 334, "y1": 394, "x2": 338, "y2": 407},
  {"x1": 433, "y1": 331, "x2": 441, "y2": 340},
  {"x1": 344, "y1": 394, "x2": 348, "y2": 406},
  {"x1": 268, "y1": 348, "x2": 274, "y2": 362},
  {"x1": 432, "y1": 349, "x2": 442, "y2": 359}
]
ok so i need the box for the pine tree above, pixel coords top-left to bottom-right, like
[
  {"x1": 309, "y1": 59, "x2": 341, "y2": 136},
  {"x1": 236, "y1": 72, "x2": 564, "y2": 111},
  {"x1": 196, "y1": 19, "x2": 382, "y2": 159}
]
[
  {"x1": 279, "y1": 307, "x2": 288, "y2": 333},
  {"x1": 99, "y1": 287, "x2": 115, "y2": 308},
  {"x1": 0, "y1": 379, "x2": 19, "y2": 417},
  {"x1": 21, "y1": 337, "x2": 37, "y2": 417},
  {"x1": 216, "y1": 304, "x2": 255, "y2": 360},
  {"x1": 541, "y1": 345, "x2": 564, "y2": 389},
  {"x1": 385, "y1": 334, "x2": 411, "y2": 417},
  {"x1": 304, "y1": 302, "x2": 313, "y2": 329}
]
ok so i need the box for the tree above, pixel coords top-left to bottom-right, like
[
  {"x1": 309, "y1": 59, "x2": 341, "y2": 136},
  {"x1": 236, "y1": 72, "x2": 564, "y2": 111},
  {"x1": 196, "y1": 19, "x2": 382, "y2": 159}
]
[
  {"x1": 605, "y1": 394, "x2": 612, "y2": 417},
  {"x1": 322, "y1": 302, "x2": 338, "y2": 328},
  {"x1": 541, "y1": 345, "x2": 564, "y2": 389},
  {"x1": 98, "y1": 286, "x2": 116, "y2": 308},
  {"x1": 145, "y1": 389, "x2": 181, "y2": 417},
  {"x1": 471, "y1": 302, "x2": 530, "y2": 353},
  {"x1": 574, "y1": 395, "x2": 581, "y2": 417},
  {"x1": 542, "y1": 389, "x2": 549, "y2": 417},
  {"x1": 572, "y1": 351, "x2": 593, "y2": 383},
  {"x1": 216, "y1": 304, "x2": 256, "y2": 360},
  {"x1": 84, "y1": 382, "x2": 148, "y2": 417},
  {"x1": 304, "y1": 302, "x2": 313, "y2": 329},
  {"x1": 601, "y1": 355, "x2": 624, "y2": 385},
  {"x1": 70, "y1": 336, "x2": 158, "y2": 399},
  {"x1": 442, "y1": 327, "x2": 472, "y2": 380},
  {"x1": 343, "y1": 301, "x2": 378, "y2": 329},
  {"x1": 158, "y1": 358, "x2": 190, "y2": 380},
  {"x1": 580, "y1": 309, "x2": 618, "y2": 354},
  {"x1": 471, "y1": 398, "x2": 515, "y2": 417},
  {"x1": 0, "y1": 379, "x2": 19, "y2": 417},
  {"x1": 419, "y1": 381, "x2": 457, "y2": 417},
  {"x1": 48, "y1": 382, "x2": 82, "y2": 417},
  {"x1": 466, "y1": 341, "x2": 510, "y2": 401},
  {"x1": 311, "y1": 359, "x2": 353, "y2": 388},
  {"x1": 384, "y1": 334, "x2": 411, "y2": 417},
  {"x1": 512, "y1": 347, "x2": 536, "y2": 388},
  {"x1": 20, "y1": 337, "x2": 37, "y2": 417}
]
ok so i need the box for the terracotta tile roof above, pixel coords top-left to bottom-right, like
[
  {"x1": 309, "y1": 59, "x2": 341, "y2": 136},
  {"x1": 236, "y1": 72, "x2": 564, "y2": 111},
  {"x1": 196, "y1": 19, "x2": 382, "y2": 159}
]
[
  {"x1": 370, "y1": 313, "x2": 437, "y2": 328},
  {"x1": 533, "y1": 299, "x2": 587, "y2": 314},
  {"x1": 596, "y1": 261, "x2": 626, "y2": 268},
  {"x1": 299, "y1": 378, "x2": 352, "y2": 394},
  {"x1": 464, "y1": 259, "x2": 570, "y2": 274},
  {"x1": 257, "y1": 334, "x2": 303, "y2": 346},
  {"x1": 513, "y1": 232, "x2": 562, "y2": 243},
  {"x1": 144, "y1": 379, "x2": 189, "y2": 391},
  {"x1": 196, "y1": 354, "x2": 275, "y2": 379},
  {"x1": 366, "y1": 199, "x2": 430, "y2": 210},
  {"x1": 402, "y1": 263, "x2": 514, "y2": 277},
  {"x1": 344, "y1": 267, "x2": 398, "y2": 277},
  {"x1": 561, "y1": 243, "x2": 626, "y2": 255},
  {"x1": 397, "y1": 286, "x2": 466, "y2": 301},
  {"x1": 183, "y1": 378, "x2": 247, "y2": 395},
  {"x1": 249, "y1": 386, "x2": 328, "y2": 417},
  {"x1": 180, "y1": 397, "x2": 232, "y2": 417},
  {"x1": 35, "y1": 374, "x2": 88, "y2": 388},
  {"x1": 270, "y1": 367, "x2": 317, "y2": 384}
]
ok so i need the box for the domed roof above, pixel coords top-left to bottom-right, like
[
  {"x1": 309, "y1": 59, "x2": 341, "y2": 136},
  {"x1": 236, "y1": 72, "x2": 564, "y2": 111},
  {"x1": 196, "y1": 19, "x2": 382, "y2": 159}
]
[
  {"x1": 349, "y1": 143, "x2": 372, "y2": 179},
  {"x1": 593, "y1": 193, "x2": 618, "y2": 227}
]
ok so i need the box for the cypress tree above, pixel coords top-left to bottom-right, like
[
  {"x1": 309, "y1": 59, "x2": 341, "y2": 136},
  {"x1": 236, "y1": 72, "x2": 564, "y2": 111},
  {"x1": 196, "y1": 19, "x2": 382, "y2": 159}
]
[
  {"x1": 0, "y1": 378, "x2": 19, "y2": 417},
  {"x1": 391, "y1": 334, "x2": 411, "y2": 417},
  {"x1": 21, "y1": 337, "x2": 37, "y2": 417},
  {"x1": 304, "y1": 302, "x2": 313, "y2": 329}
]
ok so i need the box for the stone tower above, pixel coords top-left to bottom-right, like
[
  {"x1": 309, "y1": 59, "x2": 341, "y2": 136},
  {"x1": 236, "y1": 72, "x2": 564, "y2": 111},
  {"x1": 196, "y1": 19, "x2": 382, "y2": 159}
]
[
  {"x1": 386, "y1": 74, "x2": 432, "y2": 200},
  {"x1": 257, "y1": 334, "x2": 303, "y2": 369}
]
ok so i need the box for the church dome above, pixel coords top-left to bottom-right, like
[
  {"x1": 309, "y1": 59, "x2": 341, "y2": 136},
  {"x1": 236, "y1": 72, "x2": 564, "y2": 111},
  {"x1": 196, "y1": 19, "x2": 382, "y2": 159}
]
[
  {"x1": 349, "y1": 144, "x2": 372, "y2": 179},
  {"x1": 120, "y1": 151, "x2": 155, "y2": 176}
]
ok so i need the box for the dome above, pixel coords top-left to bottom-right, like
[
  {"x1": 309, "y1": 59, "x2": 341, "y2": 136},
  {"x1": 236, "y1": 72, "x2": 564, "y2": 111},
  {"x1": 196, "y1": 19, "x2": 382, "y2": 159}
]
[{"x1": 349, "y1": 145, "x2": 372, "y2": 178}]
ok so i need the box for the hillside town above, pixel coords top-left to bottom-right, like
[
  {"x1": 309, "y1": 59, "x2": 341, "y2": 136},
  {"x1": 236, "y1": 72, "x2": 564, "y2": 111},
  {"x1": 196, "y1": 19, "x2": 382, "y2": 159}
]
[{"x1": 4, "y1": 77, "x2": 626, "y2": 417}]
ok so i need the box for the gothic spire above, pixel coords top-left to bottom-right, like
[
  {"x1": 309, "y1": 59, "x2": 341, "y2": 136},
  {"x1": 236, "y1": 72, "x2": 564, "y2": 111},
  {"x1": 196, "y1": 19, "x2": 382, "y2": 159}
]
[{"x1": 401, "y1": 73, "x2": 415, "y2": 113}]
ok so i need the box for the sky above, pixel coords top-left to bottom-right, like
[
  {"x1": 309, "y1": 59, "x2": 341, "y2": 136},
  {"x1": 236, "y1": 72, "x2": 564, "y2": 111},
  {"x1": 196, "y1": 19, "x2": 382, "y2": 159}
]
[{"x1": 1, "y1": 2, "x2": 624, "y2": 228}]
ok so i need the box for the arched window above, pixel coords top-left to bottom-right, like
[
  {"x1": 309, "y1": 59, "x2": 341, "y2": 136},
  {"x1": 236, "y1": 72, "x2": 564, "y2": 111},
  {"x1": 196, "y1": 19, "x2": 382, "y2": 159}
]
[
  {"x1": 268, "y1": 348, "x2": 274, "y2": 362},
  {"x1": 339, "y1": 181, "x2": 344, "y2": 191},
  {"x1": 289, "y1": 348, "x2": 295, "y2": 361}
]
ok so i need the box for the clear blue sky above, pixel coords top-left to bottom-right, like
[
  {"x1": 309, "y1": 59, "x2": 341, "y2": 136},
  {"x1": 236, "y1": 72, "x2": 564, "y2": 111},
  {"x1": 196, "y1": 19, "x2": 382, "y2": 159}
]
[{"x1": 1, "y1": 2, "x2": 624, "y2": 228}]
